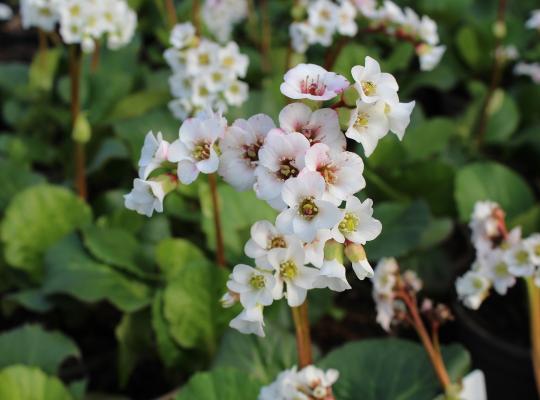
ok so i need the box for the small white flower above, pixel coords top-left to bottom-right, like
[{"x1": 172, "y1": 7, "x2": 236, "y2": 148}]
[
  {"x1": 244, "y1": 220, "x2": 294, "y2": 269},
  {"x1": 138, "y1": 131, "x2": 170, "y2": 180},
  {"x1": 290, "y1": 22, "x2": 311, "y2": 53},
  {"x1": 304, "y1": 229, "x2": 333, "y2": 268},
  {"x1": 373, "y1": 258, "x2": 398, "y2": 295},
  {"x1": 276, "y1": 171, "x2": 343, "y2": 242},
  {"x1": 337, "y1": 0, "x2": 358, "y2": 36},
  {"x1": 417, "y1": 44, "x2": 446, "y2": 71},
  {"x1": 418, "y1": 15, "x2": 439, "y2": 45},
  {"x1": 185, "y1": 40, "x2": 220, "y2": 75},
  {"x1": 170, "y1": 22, "x2": 196, "y2": 49},
  {"x1": 484, "y1": 250, "x2": 515, "y2": 295},
  {"x1": 296, "y1": 365, "x2": 339, "y2": 398},
  {"x1": 313, "y1": 259, "x2": 351, "y2": 292},
  {"x1": 219, "y1": 41, "x2": 249, "y2": 78},
  {"x1": 124, "y1": 178, "x2": 166, "y2": 217},
  {"x1": 280, "y1": 63, "x2": 350, "y2": 101},
  {"x1": 515, "y1": 62, "x2": 540, "y2": 84},
  {"x1": 230, "y1": 305, "x2": 265, "y2": 337},
  {"x1": 526, "y1": 10, "x2": 540, "y2": 30},
  {"x1": 351, "y1": 56, "x2": 399, "y2": 104},
  {"x1": 375, "y1": 295, "x2": 395, "y2": 331},
  {"x1": 0, "y1": 3, "x2": 13, "y2": 20},
  {"x1": 168, "y1": 115, "x2": 224, "y2": 184},
  {"x1": 524, "y1": 234, "x2": 540, "y2": 265},
  {"x1": 305, "y1": 143, "x2": 365, "y2": 205},
  {"x1": 168, "y1": 98, "x2": 193, "y2": 121},
  {"x1": 456, "y1": 269, "x2": 491, "y2": 310},
  {"x1": 224, "y1": 80, "x2": 249, "y2": 106},
  {"x1": 332, "y1": 196, "x2": 382, "y2": 245},
  {"x1": 279, "y1": 102, "x2": 346, "y2": 150},
  {"x1": 21, "y1": 0, "x2": 60, "y2": 32},
  {"x1": 308, "y1": 0, "x2": 339, "y2": 28},
  {"x1": 460, "y1": 370, "x2": 487, "y2": 400},
  {"x1": 267, "y1": 242, "x2": 319, "y2": 307},
  {"x1": 505, "y1": 242, "x2": 536, "y2": 277},
  {"x1": 255, "y1": 130, "x2": 310, "y2": 209},
  {"x1": 383, "y1": 99, "x2": 416, "y2": 140},
  {"x1": 226, "y1": 264, "x2": 276, "y2": 308},
  {"x1": 345, "y1": 100, "x2": 389, "y2": 157}
]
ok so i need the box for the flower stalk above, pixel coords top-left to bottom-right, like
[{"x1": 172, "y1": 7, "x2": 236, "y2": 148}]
[
  {"x1": 165, "y1": 0, "x2": 177, "y2": 29},
  {"x1": 527, "y1": 277, "x2": 540, "y2": 395},
  {"x1": 208, "y1": 173, "x2": 226, "y2": 268},
  {"x1": 192, "y1": 0, "x2": 201, "y2": 35},
  {"x1": 291, "y1": 301, "x2": 313, "y2": 368},
  {"x1": 69, "y1": 45, "x2": 87, "y2": 199},
  {"x1": 260, "y1": 0, "x2": 271, "y2": 74}
]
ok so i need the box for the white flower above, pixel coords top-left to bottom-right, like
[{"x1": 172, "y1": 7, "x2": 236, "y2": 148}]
[
  {"x1": 0, "y1": 3, "x2": 13, "y2": 20},
  {"x1": 313, "y1": 259, "x2": 351, "y2": 292},
  {"x1": 380, "y1": 0, "x2": 405, "y2": 24},
  {"x1": 255, "y1": 130, "x2": 310, "y2": 209},
  {"x1": 418, "y1": 15, "x2": 439, "y2": 45},
  {"x1": 185, "y1": 40, "x2": 220, "y2": 75},
  {"x1": 226, "y1": 264, "x2": 276, "y2": 308},
  {"x1": 351, "y1": 56, "x2": 399, "y2": 104},
  {"x1": 345, "y1": 100, "x2": 389, "y2": 157},
  {"x1": 21, "y1": 0, "x2": 59, "y2": 31},
  {"x1": 505, "y1": 242, "x2": 536, "y2": 277},
  {"x1": 304, "y1": 229, "x2": 333, "y2": 268},
  {"x1": 124, "y1": 178, "x2": 166, "y2": 217},
  {"x1": 456, "y1": 269, "x2": 491, "y2": 310},
  {"x1": 373, "y1": 258, "x2": 398, "y2": 295},
  {"x1": 375, "y1": 295, "x2": 395, "y2": 331},
  {"x1": 138, "y1": 131, "x2": 170, "y2": 180},
  {"x1": 417, "y1": 44, "x2": 446, "y2": 71},
  {"x1": 484, "y1": 250, "x2": 515, "y2": 295},
  {"x1": 279, "y1": 103, "x2": 346, "y2": 150},
  {"x1": 267, "y1": 242, "x2": 318, "y2": 307},
  {"x1": 276, "y1": 171, "x2": 343, "y2": 242},
  {"x1": 460, "y1": 370, "x2": 487, "y2": 400},
  {"x1": 526, "y1": 10, "x2": 540, "y2": 30},
  {"x1": 168, "y1": 115, "x2": 224, "y2": 184},
  {"x1": 332, "y1": 196, "x2": 382, "y2": 244},
  {"x1": 219, "y1": 114, "x2": 274, "y2": 191},
  {"x1": 204, "y1": 67, "x2": 235, "y2": 93},
  {"x1": 470, "y1": 201, "x2": 505, "y2": 256},
  {"x1": 244, "y1": 220, "x2": 294, "y2": 269},
  {"x1": 290, "y1": 22, "x2": 310, "y2": 53},
  {"x1": 224, "y1": 80, "x2": 249, "y2": 106},
  {"x1": 524, "y1": 234, "x2": 540, "y2": 265},
  {"x1": 170, "y1": 22, "x2": 196, "y2": 49},
  {"x1": 230, "y1": 305, "x2": 265, "y2": 337},
  {"x1": 219, "y1": 41, "x2": 249, "y2": 78},
  {"x1": 280, "y1": 64, "x2": 350, "y2": 101},
  {"x1": 202, "y1": 0, "x2": 247, "y2": 42},
  {"x1": 296, "y1": 365, "x2": 339, "y2": 398},
  {"x1": 168, "y1": 98, "x2": 193, "y2": 121},
  {"x1": 383, "y1": 99, "x2": 415, "y2": 140},
  {"x1": 308, "y1": 0, "x2": 339, "y2": 28},
  {"x1": 305, "y1": 143, "x2": 365, "y2": 205},
  {"x1": 337, "y1": 1, "x2": 358, "y2": 36},
  {"x1": 514, "y1": 62, "x2": 540, "y2": 84}
]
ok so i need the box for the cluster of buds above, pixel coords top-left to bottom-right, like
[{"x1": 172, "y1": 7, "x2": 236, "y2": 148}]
[
  {"x1": 202, "y1": 0, "x2": 248, "y2": 42},
  {"x1": 20, "y1": 0, "x2": 137, "y2": 53},
  {"x1": 290, "y1": 0, "x2": 445, "y2": 71},
  {"x1": 165, "y1": 22, "x2": 249, "y2": 120},
  {"x1": 456, "y1": 201, "x2": 540, "y2": 310},
  {"x1": 259, "y1": 365, "x2": 338, "y2": 400}
]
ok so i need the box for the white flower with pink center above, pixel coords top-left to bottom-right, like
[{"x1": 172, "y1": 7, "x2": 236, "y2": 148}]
[
  {"x1": 255, "y1": 130, "x2": 311, "y2": 210},
  {"x1": 305, "y1": 143, "x2": 365, "y2": 205},
  {"x1": 138, "y1": 131, "x2": 170, "y2": 180},
  {"x1": 280, "y1": 64, "x2": 350, "y2": 101},
  {"x1": 168, "y1": 114, "x2": 224, "y2": 184},
  {"x1": 276, "y1": 171, "x2": 343, "y2": 242},
  {"x1": 279, "y1": 102, "x2": 346, "y2": 150},
  {"x1": 345, "y1": 100, "x2": 389, "y2": 157},
  {"x1": 219, "y1": 113, "x2": 275, "y2": 191},
  {"x1": 331, "y1": 196, "x2": 382, "y2": 245},
  {"x1": 351, "y1": 56, "x2": 399, "y2": 104}
]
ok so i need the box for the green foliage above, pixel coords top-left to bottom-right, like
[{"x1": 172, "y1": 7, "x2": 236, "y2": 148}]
[
  {"x1": 0, "y1": 365, "x2": 73, "y2": 400},
  {"x1": 0, "y1": 325, "x2": 79, "y2": 374},
  {"x1": 319, "y1": 339, "x2": 470, "y2": 400}
]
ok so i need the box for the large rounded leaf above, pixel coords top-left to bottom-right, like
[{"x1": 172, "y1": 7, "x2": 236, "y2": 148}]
[
  {"x1": 1, "y1": 184, "x2": 92, "y2": 279},
  {"x1": 455, "y1": 162, "x2": 534, "y2": 221},
  {"x1": 0, "y1": 365, "x2": 73, "y2": 400},
  {"x1": 175, "y1": 368, "x2": 261, "y2": 400},
  {"x1": 319, "y1": 339, "x2": 470, "y2": 400},
  {"x1": 0, "y1": 325, "x2": 80, "y2": 374}
]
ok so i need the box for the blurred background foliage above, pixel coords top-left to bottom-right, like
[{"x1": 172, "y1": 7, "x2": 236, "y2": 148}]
[{"x1": 0, "y1": 0, "x2": 539, "y2": 398}]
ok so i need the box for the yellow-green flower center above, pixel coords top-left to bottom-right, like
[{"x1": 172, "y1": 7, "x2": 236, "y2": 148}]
[
  {"x1": 280, "y1": 260, "x2": 298, "y2": 280},
  {"x1": 193, "y1": 142, "x2": 210, "y2": 161},
  {"x1": 472, "y1": 277, "x2": 485, "y2": 290},
  {"x1": 299, "y1": 197, "x2": 319, "y2": 220},
  {"x1": 534, "y1": 244, "x2": 540, "y2": 257},
  {"x1": 339, "y1": 213, "x2": 359, "y2": 234},
  {"x1": 361, "y1": 81, "x2": 376, "y2": 96},
  {"x1": 249, "y1": 274, "x2": 266, "y2": 289},
  {"x1": 515, "y1": 250, "x2": 530, "y2": 265},
  {"x1": 494, "y1": 262, "x2": 508, "y2": 277},
  {"x1": 198, "y1": 53, "x2": 210, "y2": 66},
  {"x1": 354, "y1": 112, "x2": 369, "y2": 129},
  {"x1": 268, "y1": 235, "x2": 287, "y2": 250}
]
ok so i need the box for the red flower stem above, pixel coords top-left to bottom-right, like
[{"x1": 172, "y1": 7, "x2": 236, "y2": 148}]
[
  {"x1": 208, "y1": 174, "x2": 226, "y2": 268},
  {"x1": 291, "y1": 301, "x2": 313, "y2": 368},
  {"x1": 165, "y1": 0, "x2": 177, "y2": 29}
]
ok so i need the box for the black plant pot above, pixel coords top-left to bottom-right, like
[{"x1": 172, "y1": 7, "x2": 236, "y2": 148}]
[{"x1": 454, "y1": 302, "x2": 538, "y2": 400}]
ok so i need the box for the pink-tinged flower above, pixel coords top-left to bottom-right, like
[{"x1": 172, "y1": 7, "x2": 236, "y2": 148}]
[
  {"x1": 219, "y1": 113, "x2": 275, "y2": 191},
  {"x1": 138, "y1": 131, "x2": 170, "y2": 180},
  {"x1": 279, "y1": 102, "x2": 346, "y2": 150},
  {"x1": 331, "y1": 196, "x2": 382, "y2": 244},
  {"x1": 255, "y1": 130, "x2": 311, "y2": 210},
  {"x1": 351, "y1": 56, "x2": 399, "y2": 104},
  {"x1": 280, "y1": 63, "x2": 350, "y2": 101},
  {"x1": 305, "y1": 143, "x2": 365, "y2": 205},
  {"x1": 276, "y1": 171, "x2": 343, "y2": 242},
  {"x1": 168, "y1": 114, "x2": 225, "y2": 184}
]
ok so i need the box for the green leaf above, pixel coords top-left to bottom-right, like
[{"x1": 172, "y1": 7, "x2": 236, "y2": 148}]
[
  {"x1": 0, "y1": 63, "x2": 28, "y2": 94},
  {"x1": 6, "y1": 289, "x2": 53, "y2": 313},
  {"x1": 213, "y1": 325, "x2": 299, "y2": 384},
  {"x1": 87, "y1": 138, "x2": 129, "y2": 174},
  {"x1": 156, "y1": 238, "x2": 207, "y2": 280},
  {"x1": 456, "y1": 26, "x2": 481, "y2": 69},
  {"x1": 82, "y1": 225, "x2": 148, "y2": 277},
  {"x1": 419, "y1": 217, "x2": 453, "y2": 249},
  {"x1": 0, "y1": 365, "x2": 73, "y2": 400},
  {"x1": 485, "y1": 91, "x2": 520, "y2": 143},
  {"x1": 0, "y1": 325, "x2": 80, "y2": 374},
  {"x1": 455, "y1": 162, "x2": 535, "y2": 221},
  {"x1": 1, "y1": 184, "x2": 92, "y2": 280},
  {"x1": 319, "y1": 339, "x2": 470, "y2": 400},
  {"x1": 29, "y1": 48, "x2": 61, "y2": 92},
  {"x1": 175, "y1": 368, "x2": 261, "y2": 400},
  {"x1": 43, "y1": 235, "x2": 151, "y2": 312},
  {"x1": 106, "y1": 90, "x2": 170, "y2": 122},
  {"x1": 151, "y1": 291, "x2": 185, "y2": 368},
  {"x1": 402, "y1": 118, "x2": 456, "y2": 161},
  {"x1": 364, "y1": 201, "x2": 431, "y2": 259},
  {"x1": 0, "y1": 160, "x2": 44, "y2": 212}
]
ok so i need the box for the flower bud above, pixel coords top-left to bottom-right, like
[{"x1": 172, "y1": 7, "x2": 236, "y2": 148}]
[
  {"x1": 344, "y1": 243, "x2": 366, "y2": 263},
  {"x1": 324, "y1": 240, "x2": 343, "y2": 263},
  {"x1": 72, "y1": 112, "x2": 92, "y2": 144},
  {"x1": 493, "y1": 21, "x2": 506, "y2": 38}
]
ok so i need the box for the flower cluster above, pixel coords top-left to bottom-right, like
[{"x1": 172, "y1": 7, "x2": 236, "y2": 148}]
[
  {"x1": 21, "y1": 0, "x2": 137, "y2": 53},
  {"x1": 456, "y1": 201, "x2": 540, "y2": 310},
  {"x1": 514, "y1": 62, "x2": 540, "y2": 84},
  {"x1": 202, "y1": 0, "x2": 248, "y2": 42},
  {"x1": 259, "y1": 365, "x2": 338, "y2": 400},
  {"x1": 165, "y1": 22, "x2": 249, "y2": 121},
  {"x1": 290, "y1": 0, "x2": 445, "y2": 71},
  {"x1": 526, "y1": 9, "x2": 540, "y2": 31}
]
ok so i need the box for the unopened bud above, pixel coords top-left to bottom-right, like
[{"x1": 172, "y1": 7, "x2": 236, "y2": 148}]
[
  {"x1": 151, "y1": 173, "x2": 179, "y2": 195},
  {"x1": 493, "y1": 21, "x2": 506, "y2": 39},
  {"x1": 344, "y1": 243, "x2": 366, "y2": 263},
  {"x1": 324, "y1": 240, "x2": 343, "y2": 263},
  {"x1": 72, "y1": 112, "x2": 91, "y2": 143}
]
